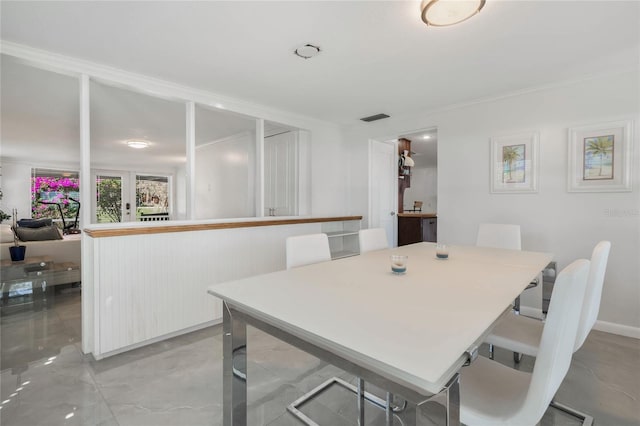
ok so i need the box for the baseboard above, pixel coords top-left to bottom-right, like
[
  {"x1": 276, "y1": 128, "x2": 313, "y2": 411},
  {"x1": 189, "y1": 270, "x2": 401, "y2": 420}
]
[
  {"x1": 593, "y1": 320, "x2": 640, "y2": 339},
  {"x1": 93, "y1": 319, "x2": 222, "y2": 360}
]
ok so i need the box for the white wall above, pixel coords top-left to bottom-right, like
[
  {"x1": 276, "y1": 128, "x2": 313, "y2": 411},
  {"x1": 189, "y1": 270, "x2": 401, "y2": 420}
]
[
  {"x1": 195, "y1": 132, "x2": 256, "y2": 219},
  {"x1": 346, "y1": 70, "x2": 640, "y2": 336},
  {"x1": 404, "y1": 166, "x2": 437, "y2": 213},
  {"x1": 0, "y1": 161, "x2": 32, "y2": 222},
  {"x1": 310, "y1": 125, "x2": 348, "y2": 216}
]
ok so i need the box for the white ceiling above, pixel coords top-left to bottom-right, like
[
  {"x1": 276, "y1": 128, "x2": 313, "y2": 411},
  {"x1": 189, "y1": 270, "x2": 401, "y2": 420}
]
[
  {"x1": 2, "y1": 1, "x2": 638, "y2": 125},
  {"x1": 0, "y1": 1, "x2": 638, "y2": 169}
]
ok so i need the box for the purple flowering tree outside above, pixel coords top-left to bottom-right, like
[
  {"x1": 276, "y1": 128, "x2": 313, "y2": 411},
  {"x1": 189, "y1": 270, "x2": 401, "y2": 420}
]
[{"x1": 31, "y1": 176, "x2": 80, "y2": 220}]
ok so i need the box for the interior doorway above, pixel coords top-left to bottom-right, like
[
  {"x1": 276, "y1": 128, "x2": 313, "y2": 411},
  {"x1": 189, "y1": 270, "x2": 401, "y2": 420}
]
[
  {"x1": 397, "y1": 128, "x2": 438, "y2": 215},
  {"x1": 369, "y1": 128, "x2": 438, "y2": 248},
  {"x1": 396, "y1": 127, "x2": 439, "y2": 246}
]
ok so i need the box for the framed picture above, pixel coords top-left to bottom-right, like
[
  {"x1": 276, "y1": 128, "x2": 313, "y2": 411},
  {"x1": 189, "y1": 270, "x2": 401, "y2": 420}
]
[
  {"x1": 568, "y1": 119, "x2": 633, "y2": 192},
  {"x1": 491, "y1": 131, "x2": 539, "y2": 193}
]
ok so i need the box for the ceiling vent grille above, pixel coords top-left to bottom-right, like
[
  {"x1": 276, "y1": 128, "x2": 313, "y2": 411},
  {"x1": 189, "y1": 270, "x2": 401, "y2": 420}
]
[{"x1": 360, "y1": 113, "x2": 390, "y2": 122}]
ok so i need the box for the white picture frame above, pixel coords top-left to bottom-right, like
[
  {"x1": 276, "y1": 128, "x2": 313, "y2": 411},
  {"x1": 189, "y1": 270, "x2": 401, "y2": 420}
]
[
  {"x1": 491, "y1": 131, "x2": 539, "y2": 193},
  {"x1": 568, "y1": 119, "x2": 633, "y2": 192}
]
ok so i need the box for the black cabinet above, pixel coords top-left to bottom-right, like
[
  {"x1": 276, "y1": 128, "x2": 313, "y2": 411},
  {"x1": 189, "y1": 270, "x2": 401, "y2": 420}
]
[{"x1": 398, "y1": 215, "x2": 437, "y2": 246}]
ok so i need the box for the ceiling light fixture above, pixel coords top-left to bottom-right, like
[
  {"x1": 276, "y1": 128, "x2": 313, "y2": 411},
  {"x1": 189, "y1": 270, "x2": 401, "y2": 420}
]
[
  {"x1": 127, "y1": 140, "x2": 149, "y2": 149},
  {"x1": 421, "y1": 0, "x2": 486, "y2": 27},
  {"x1": 294, "y1": 43, "x2": 321, "y2": 59},
  {"x1": 423, "y1": 135, "x2": 431, "y2": 140}
]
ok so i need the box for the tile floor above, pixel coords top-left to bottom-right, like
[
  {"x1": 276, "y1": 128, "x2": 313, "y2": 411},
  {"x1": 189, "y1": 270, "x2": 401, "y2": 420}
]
[{"x1": 1, "y1": 291, "x2": 639, "y2": 425}]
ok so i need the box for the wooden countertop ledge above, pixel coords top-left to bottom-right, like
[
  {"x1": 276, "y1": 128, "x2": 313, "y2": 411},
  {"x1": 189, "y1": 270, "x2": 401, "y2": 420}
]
[
  {"x1": 397, "y1": 213, "x2": 438, "y2": 218},
  {"x1": 84, "y1": 216, "x2": 363, "y2": 238}
]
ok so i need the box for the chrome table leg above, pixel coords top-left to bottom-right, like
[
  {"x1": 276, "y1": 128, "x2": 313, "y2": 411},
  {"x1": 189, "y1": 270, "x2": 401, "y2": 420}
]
[
  {"x1": 357, "y1": 378, "x2": 365, "y2": 425},
  {"x1": 223, "y1": 302, "x2": 247, "y2": 426},
  {"x1": 445, "y1": 374, "x2": 460, "y2": 426}
]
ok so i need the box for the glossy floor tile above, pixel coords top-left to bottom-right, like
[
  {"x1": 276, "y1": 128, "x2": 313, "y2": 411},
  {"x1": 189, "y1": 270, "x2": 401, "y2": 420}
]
[{"x1": 1, "y1": 292, "x2": 639, "y2": 425}]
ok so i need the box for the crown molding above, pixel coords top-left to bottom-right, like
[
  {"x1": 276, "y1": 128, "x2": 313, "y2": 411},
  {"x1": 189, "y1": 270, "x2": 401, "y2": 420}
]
[
  {"x1": 348, "y1": 64, "x2": 640, "y2": 137},
  {"x1": 429, "y1": 65, "x2": 640, "y2": 116},
  {"x1": 0, "y1": 40, "x2": 340, "y2": 132},
  {"x1": 196, "y1": 130, "x2": 254, "y2": 150}
]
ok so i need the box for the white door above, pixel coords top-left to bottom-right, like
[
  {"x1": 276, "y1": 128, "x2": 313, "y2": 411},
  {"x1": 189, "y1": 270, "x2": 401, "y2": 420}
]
[
  {"x1": 93, "y1": 171, "x2": 128, "y2": 223},
  {"x1": 264, "y1": 131, "x2": 298, "y2": 216},
  {"x1": 369, "y1": 139, "x2": 397, "y2": 246},
  {"x1": 92, "y1": 171, "x2": 172, "y2": 223}
]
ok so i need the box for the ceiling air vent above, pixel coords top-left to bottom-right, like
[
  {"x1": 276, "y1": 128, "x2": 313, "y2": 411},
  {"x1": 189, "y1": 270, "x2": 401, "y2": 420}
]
[{"x1": 360, "y1": 113, "x2": 390, "y2": 122}]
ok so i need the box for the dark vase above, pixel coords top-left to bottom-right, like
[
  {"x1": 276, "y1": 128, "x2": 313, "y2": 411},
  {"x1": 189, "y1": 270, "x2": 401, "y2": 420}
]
[{"x1": 9, "y1": 245, "x2": 26, "y2": 262}]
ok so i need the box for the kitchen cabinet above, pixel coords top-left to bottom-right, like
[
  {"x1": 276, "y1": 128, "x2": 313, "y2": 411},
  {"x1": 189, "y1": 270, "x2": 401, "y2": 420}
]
[{"x1": 398, "y1": 214, "x2": 437, "y2": 246}]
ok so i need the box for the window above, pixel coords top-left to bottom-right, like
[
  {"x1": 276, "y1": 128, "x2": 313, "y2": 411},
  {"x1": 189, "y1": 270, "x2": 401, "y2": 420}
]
[{"x1": 31, "y1": 168, "x2": 80, "y2": 228}]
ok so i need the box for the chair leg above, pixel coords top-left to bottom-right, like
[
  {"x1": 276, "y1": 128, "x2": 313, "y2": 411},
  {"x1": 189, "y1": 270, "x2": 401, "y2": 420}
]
[
  {"x1": 357, "y1": 378, "x2": 365, "y2": 425},
  {"x1": 550, "y1": 400, "x2": 594, "y2": 426},
  {"x1": 514, "y1": 295, "x2": 521, "y2": 314},
  {"x1": 287, "y1": 377, "x2": 401, "y2": 425},
  {"x1": 513, "y1": 352, "x2": 522, "y2": 363},
  {"x1": 386, "y1": 392, "x2": 393, "y2": 426}
]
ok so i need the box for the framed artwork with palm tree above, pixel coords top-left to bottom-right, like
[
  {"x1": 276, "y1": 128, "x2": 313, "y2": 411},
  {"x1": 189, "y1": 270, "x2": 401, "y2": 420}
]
[
  {"x1": 491, "y1": 131, "x2": 539, "y2": 193},
  {"x1": 568, "y1": 119, "x2": 633, "y2": 192}
]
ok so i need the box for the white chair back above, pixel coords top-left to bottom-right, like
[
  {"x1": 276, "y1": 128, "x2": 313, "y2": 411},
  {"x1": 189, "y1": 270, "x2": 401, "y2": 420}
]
[
  {"x1": 515, "y1": 258, "x2": 590, "y2": 423},
  {"x1": 476, "y1": 223, "x2": 521, "y2": 250},
  {"x1": 358, "y1": 228, "x2": 389, "y2": 253},
  {"x1": 286, "y1": 233, "x2": 331, "y2": 270},
  {"x1": 574, "y1": 241, "x2": 611, "y2": 350}
]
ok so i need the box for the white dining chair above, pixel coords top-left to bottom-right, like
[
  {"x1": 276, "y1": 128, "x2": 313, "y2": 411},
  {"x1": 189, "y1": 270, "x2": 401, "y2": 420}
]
[
  {"x1": 358, "y1": 227, "x2": 408, "y2": 416},
  {"x1": 358, "y1": 227, "x2": 389, "y2": 253},
  {"x1": 460, "y1": 258, "x2": 591, "y2": 426},
  {"x1": 285, "y1": 232, "x2": 401, "y2": 425},
  {"x1": 486, "y1": 241, "x2": 611, "y2": 357},
  {"x1": 232, "y1": 235, "x2": 333, "y2": 394},
  {"x1": 483, "y1": 240, "x2": 610, "y2": 424},
  {"x1": 285, "y1": 233, "x2": 331, "y2": 270},
  {"x1": 476, "y1": 223, "x2": 535, "y2": 322}
]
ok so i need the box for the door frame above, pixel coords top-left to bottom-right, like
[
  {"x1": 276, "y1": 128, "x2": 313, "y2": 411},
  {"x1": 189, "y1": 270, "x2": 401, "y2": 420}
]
[{"x1": 368, "y1": 138, "x2": 399, "y2": 247}]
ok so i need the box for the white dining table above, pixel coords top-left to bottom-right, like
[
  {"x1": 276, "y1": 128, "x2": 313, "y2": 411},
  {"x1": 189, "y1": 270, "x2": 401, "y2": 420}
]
[{"x1": 207, "y1": 242, "x2": 552, "y2": 426}]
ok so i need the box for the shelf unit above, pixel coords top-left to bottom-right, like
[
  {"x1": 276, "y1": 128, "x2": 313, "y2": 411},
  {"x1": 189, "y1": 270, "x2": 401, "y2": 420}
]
[{"x1": 322, "y1": 219, "x2": 361, "y2": 260}]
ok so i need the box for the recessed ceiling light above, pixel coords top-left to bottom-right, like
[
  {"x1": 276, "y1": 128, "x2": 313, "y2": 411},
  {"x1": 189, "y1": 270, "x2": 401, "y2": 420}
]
[
  {"x1": 127, "y1": 140, "x2": 149, "y2": 149},
  {"x1": 423, "y1": 135, "x2": 432, "y2": 140},
  {"x1": 294, "y1": 44, "x2": 321, "y2": 59},
  {"x1": 421, "y1": 0, "x2": 486, "y2": 27}
]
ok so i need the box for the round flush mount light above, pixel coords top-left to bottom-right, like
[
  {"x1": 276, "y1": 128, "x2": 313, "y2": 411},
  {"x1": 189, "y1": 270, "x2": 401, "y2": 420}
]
[
  {"x1": 294, "y1": 43, "x2": 321, "y2": 59},
  {"x1": 421, "y1": 0, "x2": 486, "y2": 27},
  {"x1": 127, "y1": 140, "x2": 149, "y2": 149}
]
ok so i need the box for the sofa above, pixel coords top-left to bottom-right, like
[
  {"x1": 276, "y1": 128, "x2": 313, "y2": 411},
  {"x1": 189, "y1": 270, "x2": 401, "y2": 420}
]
[{"x1": 0, "y1": 224, "x2": 81, "y2": 265}]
